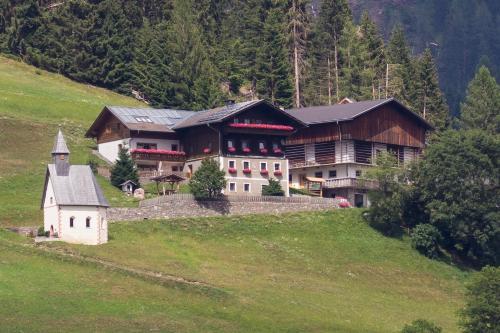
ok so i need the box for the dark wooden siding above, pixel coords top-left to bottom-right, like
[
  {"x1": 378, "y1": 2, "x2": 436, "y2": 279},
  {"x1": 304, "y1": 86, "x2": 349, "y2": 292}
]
[
  {"x1": 286, "y1": 104, "x2": 427, "y2": 148},
  {"x1": 96, "y1": 113, "x2": 130, "y2": 144},
  {"x1": 180, "y1": 126, "x2": 220, "y2": 158}
]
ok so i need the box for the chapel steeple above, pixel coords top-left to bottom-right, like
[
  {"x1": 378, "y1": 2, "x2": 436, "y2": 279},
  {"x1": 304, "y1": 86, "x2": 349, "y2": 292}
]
[{"x1": 51, "y1": 129, "x2": 70, "y2": 175}]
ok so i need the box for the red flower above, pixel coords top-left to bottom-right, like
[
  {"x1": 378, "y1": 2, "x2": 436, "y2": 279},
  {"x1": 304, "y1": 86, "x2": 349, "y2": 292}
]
[
  {"x1": 260, "y1": 148, "x2": 268, "y2": 154},
  {"x1": 228, "y1": 168, "x2": 237, "y2": 174},
  {"x1": 260, "y1": 169, "x2": 269, "y2": 175},
  {"x1": 242, "y1": 168, "x2": 252, "y2": 174},
  {"x1": 228, "y1": 147, "x2": 236, "y2": 153},
  {"x1": 228, "y1": 123, "x2": 294, "y2": 131},
  {"x1": 130, "y1": 149, "x2": 186, "y2": 156},
  {"x1": 203, "y1": 148, "x2": 212, "y2": 154},
  {"x1": 273, "y1": 170, "x2": 282, "y2": 176},
  {"x1": 273, "y1": 148, "x2": 282, "y2": 154},
  {"x1": 243, "y1": 147, "x2": 251, "y2": 153},
  {"x1": 339, "y1": 201, "x2": 351, "y2": 208}
]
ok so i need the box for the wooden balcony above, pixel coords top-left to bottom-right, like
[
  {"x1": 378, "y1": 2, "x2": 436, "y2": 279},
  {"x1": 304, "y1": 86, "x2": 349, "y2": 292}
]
[
  {"x1": 130, "y1": 149, "x2": 186, "y2": 162},
  {"x1": 324, "y1": 177, "x2": 378, "y2": 189}
]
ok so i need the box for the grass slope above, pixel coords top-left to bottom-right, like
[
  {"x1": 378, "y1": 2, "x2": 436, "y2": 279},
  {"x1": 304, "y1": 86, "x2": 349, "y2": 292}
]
[
  {"x1": 41, "y1": 210, "x2": 468, "y2": 333},
  {"x1": 0, "y1": 56, "x2": 144, "y2": 226}
]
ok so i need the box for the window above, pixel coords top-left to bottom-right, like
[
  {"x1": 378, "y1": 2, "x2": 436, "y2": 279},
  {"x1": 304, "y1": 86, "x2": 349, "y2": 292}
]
[
  {"x1": 243, "y1": 161, "x2": 250, "y2": 169},
  {"x1": 69, "y1": 217, "x2": 74, "y2": 228},
  {"x1": 256, "y1": 119, "x2": 262, "y2": 124},
  {"x1": 86, "y1": 217, "x2": 91, "y2": 228},
  {"x1": 259, "y1": 141, "x2": 265, "y2": 149},
  {"x1": 244, "y1": 183, "x2": 251, "y2": 192},
  {"x1": 244, "y1": 118, "x2": 250, "y2": 124},
  {"x1": 289, "y1": 174, "x2": 292, "y2": 182},
  {"x1": 227, "y1": 140, "x2": 234, "y2": 148},
  {"x1": 355, "y1": 170, "x2": 362, "y2": 177},
  {"x1": 242, "y1": 140, "x2": 249, "y2": 149},
  {"x1": 49, "y1": 197, "x2": 53, "y2": 205},
  {"x1": 328, "y1": 170, "x2": 337, "y2": 178},
  {"x1": 314, "y1": 171, "x2": 323, "y2": 178},
  {"x1": 172, "y1": 166, "x2": 179, "y2": 172},
  {"x1": 137, "y1": 142, "x2": 157, "y2": 150},
  {"x1": 118, "y1": 144, "x2": 123, "y2": 150},
  {"x1": 233, "y1": 118, "x2": 239, "y2": 124},
  {"x1": 134, "y1": 116, "x2": 153, "y2": 123},
  {"x1": 272, "y1": 142, "x2": 279, "y2": 149},
  {"x1": 229, "y1": 182, "x2": 236, "y2": 192},
  {"x1": 228, "y1": 160, "x2": 235, "y2": 169},
  {"x1": 171, "y1": 144, "x2": 178, "y2": 151},
  {"x1": 274, "y1": 163, "x2": 281, "y2": 171},
  {"x1": 260, "y1": 162, "x2": 267, "y2": 170}
]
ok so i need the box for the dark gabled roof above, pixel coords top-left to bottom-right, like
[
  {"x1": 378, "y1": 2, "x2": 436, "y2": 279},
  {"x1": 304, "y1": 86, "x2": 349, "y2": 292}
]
[
  {"x1": 285, "y1": 98, "x2": 433, "y2": 129},
  {"x1": 52, "y1": 129, "x2": 70, "y2": 154},
  {"x1": 172, "y1": 99, "x2": 306, "y2": 129},
  {"x1": 41, "y1": 164, "x2": 109, "y2": 208},
  {"x1": 85, "y1": 106, "x2": 196, "y2": 137}
]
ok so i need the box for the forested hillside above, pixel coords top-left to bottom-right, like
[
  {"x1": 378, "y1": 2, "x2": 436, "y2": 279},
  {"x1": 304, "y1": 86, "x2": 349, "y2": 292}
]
[
  {"x1": 347, "y1": 0, "x2": 500, "y2": 114},
  {"x1": 0, "y1": 0, "x2": 449, "y2": 129}
]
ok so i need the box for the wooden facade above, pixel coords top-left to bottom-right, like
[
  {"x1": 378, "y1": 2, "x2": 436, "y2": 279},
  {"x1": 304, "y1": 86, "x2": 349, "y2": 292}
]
[
  {"x1": 286, "y1": 104, "x2": 427, "y2": 148},
  {"x1": 94, "y1": 112, "x2": 131, "y2": 144}
]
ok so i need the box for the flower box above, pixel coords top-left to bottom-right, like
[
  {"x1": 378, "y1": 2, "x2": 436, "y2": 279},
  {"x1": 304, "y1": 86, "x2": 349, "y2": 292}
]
[
  {"x1": 242, "y1": 168, "x2": 252, "y2": 174},
  {"x1": 228, "y1": 168, "x2": 237, "y2": 174},
  {"x1": 260, "y1": 169, "x2": 269, "y2": 175},
  {"x1": 242, "y1": 147, "x2": 251, "y2": 153},
  {"x1": 228, "y1": 147, "x2": 236, "y2": 153},
  {"x1": 203, "y1": 148, "x2": 212, "y2": 154},
  {"x1": 260, "y1": 148, "x2": 268, "y2": 154},
  {"x1": 130, "y1": 149, "x2": 186, "y2": 156},
  {"x1": 273, "y1": 170, "x2": 282, "y2": 176},
  {"x1": 228, "y1": 123, "x2": 294, "y2": 131},
  {"x1": 273, "y1": 148, "x2": 282, "y2": 154}
]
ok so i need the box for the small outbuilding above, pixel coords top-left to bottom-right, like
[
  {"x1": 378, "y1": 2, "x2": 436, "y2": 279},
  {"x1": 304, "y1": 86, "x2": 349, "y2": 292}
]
[
  {"x1": 120, "y1": 180, "x2": 138, "y2": 194},
  {"x1": 41, "y1": 130, "x2": 109, "y2": 245}
]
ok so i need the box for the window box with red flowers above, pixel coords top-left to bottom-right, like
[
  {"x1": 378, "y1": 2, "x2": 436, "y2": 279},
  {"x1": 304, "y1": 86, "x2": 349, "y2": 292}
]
[
  {"x1": 260, "y1": 148, "x2": 268, "y2": 154},
  {"x1": 273, "y1": 170, "x2": 282, "y2": 177},
  {"x1": 228, "y1": 167, "x2": 237, "y2": 174},
  {"x1": 242, "y1": 147, "x2": 251, "y2": 153},
  {"x1": 242, "y1": 168, "x2": 252, "y2": 174},
  {"x1": 273, "y1": 148, "x2": 282, "y2": 154},
  {"x1": 260, "y1": 169, "x2": 269, "y2": 176},
  {"x1": 227, "y1": 147, "x2": 236, "y2": 153},
  {"x1": 203, "y1": 148, "x2": 212, "y2": 154},
  {"x1": 228, "y1": 123, "x2": 294, "y2": 131}
]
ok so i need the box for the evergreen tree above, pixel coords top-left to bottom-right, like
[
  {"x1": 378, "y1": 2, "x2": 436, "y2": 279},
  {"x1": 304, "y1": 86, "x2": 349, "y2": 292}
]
[
  {"x1": 262, "y1": 178, "x2": 285, "y2": 196},
  {"x1": 358, "y1": 11, "x2": 386, "y2": 100},
  {"x1": 255, "y1": 1, "x2": 293, "y2": 108},
  {"x1": 110, "y1": 147, "x2": 140, "y2": 188},
  {"x1": 386, "y1": 25, "x2": 414, "y2": 105},
  {"x1": 414, "y1": 49, "x2": 450, "y2": 130},
  {"x1": 338, "y1": 19, "x2": 363, "y2": 100},
  {"x1": 460, "y1": 65, "x2": 500, "y2": 134}
]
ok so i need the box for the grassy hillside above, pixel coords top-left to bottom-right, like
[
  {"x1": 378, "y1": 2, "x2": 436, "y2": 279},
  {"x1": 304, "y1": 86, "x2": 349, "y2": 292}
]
[
  {"x1": 2, "y1": 210, "x2": 468, "y2": 332},
  {"x1": 0, "y1": 56, "x2": 144, "y2": 226}
]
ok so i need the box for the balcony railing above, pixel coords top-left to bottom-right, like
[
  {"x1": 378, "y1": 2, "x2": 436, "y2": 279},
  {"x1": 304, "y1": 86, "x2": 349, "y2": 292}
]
[
  {"x1": 131, "y1": 149, "x2": 186, "y2": 162},
  {"x1": 324, "y1": 177, "x2": 378, "y2": 189}
]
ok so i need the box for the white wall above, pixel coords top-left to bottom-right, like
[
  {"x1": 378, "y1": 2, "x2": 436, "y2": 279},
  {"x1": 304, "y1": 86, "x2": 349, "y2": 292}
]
[
  {"x1": 129, "y1": 138, "x2": 180, "y2": 152},
  {"x1": 43, "y1": 178, "x2": 60, "y2": 235},
  {"x1": 98, "y1": 138, "x2": 130, "y2": 163},
  {"x1": 58, "y1": 206, "x2": 107, "y2": 245}
]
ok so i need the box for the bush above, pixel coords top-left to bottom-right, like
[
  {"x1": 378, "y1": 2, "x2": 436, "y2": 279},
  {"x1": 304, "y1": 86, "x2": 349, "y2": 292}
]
[
  {"x1": 37, "y1": 226, "x2": 45, "y2": 237},
  {"x1": 411, "y1": 224, "x2": 441, "y2": 258},
  {"x1": 289, "y1": 187, "x2": 314, "y2": 196},
  {"x1": 87, "y1": 157, "x2": 99, "y2": 174},
  {"x1": 459, "y1": 266, "x2": 500, "y2": 333},
  {"x1": 401, "y1": 319, "x2": 442, "y2": 333},
  {"x1": 262, "y1": 178, "x2": 284, "y2": 196},
  {"x1": 189, "y1": 158, "x2": 226, "y2": 199}
]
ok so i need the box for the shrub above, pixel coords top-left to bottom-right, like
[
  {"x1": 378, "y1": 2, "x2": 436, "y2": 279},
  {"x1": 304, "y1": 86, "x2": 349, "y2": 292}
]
[
  {"x1": 189, "y1": 158, "x2": 226, "y2": 199},
  {"x1": 87, "y1": 157, "x2": 99, "y2": 174},
  {"x1": 459, "y1": 266, "x2": 500, "y2": 333},
  {"x1": 411, "y1": 224, "x2": 441, "y2": 258},
  {"x1": 37, "y1": 226, "x2": 45, "y2": 237},
  {"x1": 262, "y1": 178, "x2": 284, "y2": 196},
  {"x1": 401, "y1": 319, "x2": 442, "y2": 333}
]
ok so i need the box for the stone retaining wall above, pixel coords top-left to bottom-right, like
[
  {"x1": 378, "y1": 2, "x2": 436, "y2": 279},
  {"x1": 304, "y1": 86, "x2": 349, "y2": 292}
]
[{"x1": 108, "y1": 196, "x2": 339, "y2": 222}]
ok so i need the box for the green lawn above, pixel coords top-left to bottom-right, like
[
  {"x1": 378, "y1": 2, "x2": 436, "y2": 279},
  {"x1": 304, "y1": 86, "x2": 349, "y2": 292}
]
[
  {"x1": 0, "y1": 56, "x2": 144, "y2": 226},
  {"x1": 42, "y1": 210, "x2": 468, "y2": 332}
]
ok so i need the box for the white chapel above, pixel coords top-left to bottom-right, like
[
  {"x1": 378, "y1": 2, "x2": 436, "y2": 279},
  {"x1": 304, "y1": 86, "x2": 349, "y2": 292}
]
[{"x1": 41, "y1": 130, "x2": 109, "y2": 245}]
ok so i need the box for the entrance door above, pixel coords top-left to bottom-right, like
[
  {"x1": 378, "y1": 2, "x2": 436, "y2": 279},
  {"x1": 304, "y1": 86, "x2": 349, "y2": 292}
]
[
  {"x1": 299, "y1": 174, "x2": 306, "y2": 187},
  {"x1": 50, "y1": 225, "x2": 54, "y2": 237},
  {"x1": 354, "y1": 194, "x2": 364, "y2": 208}
]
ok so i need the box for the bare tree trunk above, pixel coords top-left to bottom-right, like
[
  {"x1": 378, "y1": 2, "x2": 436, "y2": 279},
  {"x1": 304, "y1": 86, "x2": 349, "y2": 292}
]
[
  {"x1": 423, "y1": 94, "x2": 427, "y2": 119},
  {"x1": 385, "y1": 63, "x2": 389, "y2": 99},
  {"x1": 327, "y1": 55, "x2": 332, "y2": 105},
  {"x1": 292, "y1": 0, "x2": 301, "y2": 108},
  {"x1": 334, "y1": 40, "x2": 339, "y2": 102}
]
